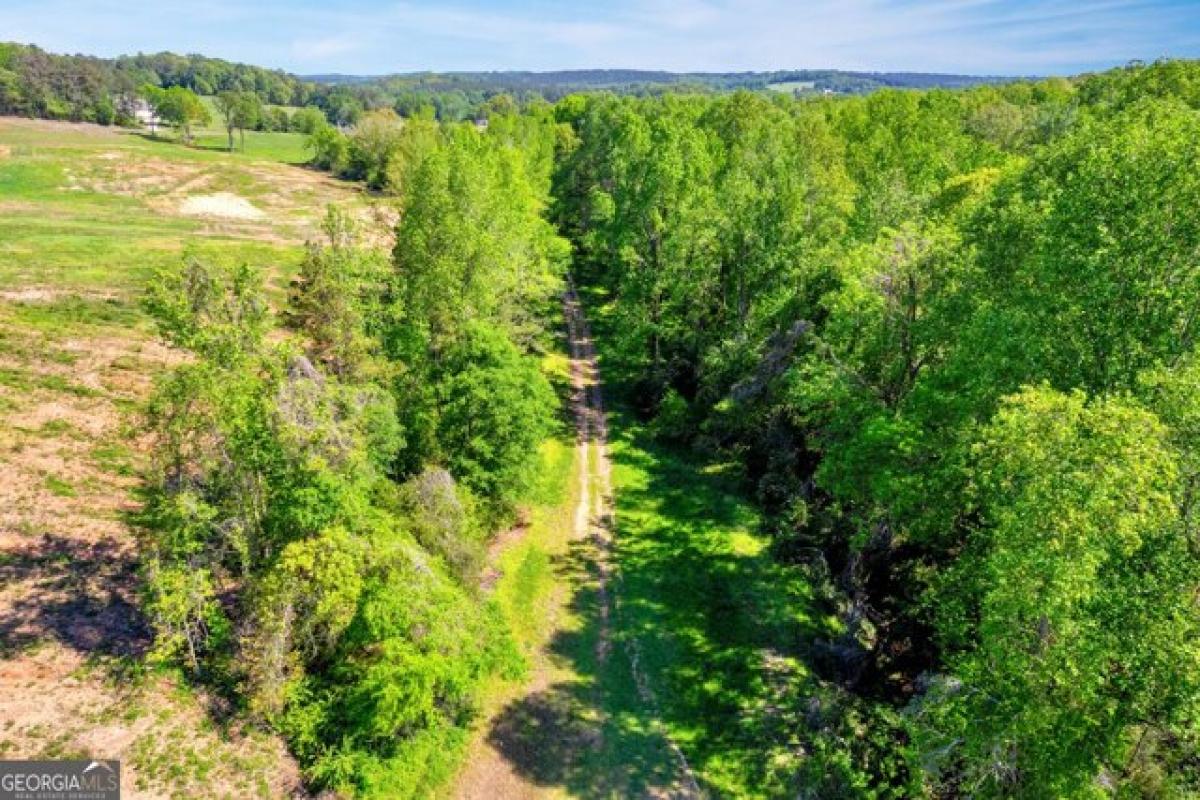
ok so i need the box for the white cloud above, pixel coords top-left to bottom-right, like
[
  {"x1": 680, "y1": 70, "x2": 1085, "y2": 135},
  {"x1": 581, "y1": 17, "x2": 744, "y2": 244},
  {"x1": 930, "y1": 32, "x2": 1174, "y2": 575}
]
[
  {"x1": 293, "y1": 34, "x2": 364, "y2": 60},
  {"x1": 0, "y1": 0, "x2": 1196, "y2": 74}
]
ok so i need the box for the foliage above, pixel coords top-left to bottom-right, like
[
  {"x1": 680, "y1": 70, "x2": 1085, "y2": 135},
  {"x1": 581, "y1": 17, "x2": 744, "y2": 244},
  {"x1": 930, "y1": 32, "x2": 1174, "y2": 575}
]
[
  {"x1": 555, "y1": 60, "x2": 1200, "y2": 796},
  {"x1": 918, "y1": 388, "x2": 1199, "y2": 797},
  {"x1": 289, "y1": 105, "x2": 327, "y2": 135},
  {"x1": 140, "y1": 79, "x2": 568, "y2": 797},
  {"x1": 143, "y1": 85, "x2": 211, "y2": 143},
  {"x1": 139, "y1": 250, "x2": 533, "y2": 796},
  {"x1": 433, "y1": 322, "x2": 556, "y2": 510},
  {"x1": 285, "y1": 207, "x2": 389, "y2": 380},
  {"x1": 306, "y1": 123, "x2": 349, "y2": 173},
  {"x1": 214, "y1": 90, "x2": 262, "y2": 151},
  {"x1": 133, "y1": 56, "x2": 1200, "y2": 797}
]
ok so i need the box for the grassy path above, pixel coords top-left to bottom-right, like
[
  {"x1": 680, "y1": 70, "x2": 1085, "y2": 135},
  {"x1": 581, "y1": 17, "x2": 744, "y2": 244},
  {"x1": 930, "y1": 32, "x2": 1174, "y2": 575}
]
[
  {"x1": 564, "y1": 283, "x2": 703, "y2": 799},
  {"x1": 586, "y1": 285, "x2": 837, "y2": 798},
  {"x1": 454, "y1": 284, "x2": 830, "y2": 798},
  {"x1": 452, "y1": 285, "x2": 696, "y2": 798}
]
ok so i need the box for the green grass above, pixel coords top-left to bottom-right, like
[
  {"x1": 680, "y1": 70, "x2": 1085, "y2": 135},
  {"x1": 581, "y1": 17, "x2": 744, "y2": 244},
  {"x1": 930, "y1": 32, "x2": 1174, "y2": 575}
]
[
  {"x1": 448, "y1": 433, "x2": 582, "y2": 794},
  {"x1": 0, "y1": 365, "x2": 100, "y2": 397},
  {"x1": 579, "y1": 285, "x2": 833, "y2": 798},
  {"x1": 91, "y1": 442, "x2": 136, "y2": 477},
  {"x1": 190, "y1": 131, "x2": 312, "y2": 164},
  {"x1": 493, "y1": 439, "x2": 576, "y2": 649},
  {"x1": 600, "y1": 417, "x2": 827, "y2": 796},
  {"x1": 168, "y1": 95, "x2": 311, "y2": 165},
  {"x1": 34, "y1": 419, "x2": 78, "y2": 438},
  {"x1": 0, "y1": 119, "x2": 358, "y2": 306},
  {"x1": 767, "y1": 80, "x2": 817, "y2": 93},
  {"x1": 44, "y1": 474, "x2": 77, "y2": 498}
]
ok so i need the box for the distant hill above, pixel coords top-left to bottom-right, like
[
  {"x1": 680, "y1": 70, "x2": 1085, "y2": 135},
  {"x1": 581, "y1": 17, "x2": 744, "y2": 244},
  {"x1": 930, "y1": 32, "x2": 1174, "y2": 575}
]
[
  {"x1": 302, "y1": 68, "x2": 1018, "y2": 96},
  {"x1": 0, "y1": 40, "x2": 1023, "y2": 131}
]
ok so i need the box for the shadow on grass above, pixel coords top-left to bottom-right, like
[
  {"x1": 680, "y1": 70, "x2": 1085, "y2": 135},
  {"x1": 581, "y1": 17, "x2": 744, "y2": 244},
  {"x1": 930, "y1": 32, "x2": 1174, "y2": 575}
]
[
  {"x1": 0, "y1": 531, "x2": 149, "y2": 660},
  {"x1": 485, "y1": 529, "x2": 697, "y2": 797},
  {"x1": 485, "y1": 373, "x2": 832, "y2": 796},
  {"x1": 127, "y1": 132, "x2": 238, "y2": 155},
  {"x1": 609, "y1": 417, "x2": 831, "y2": 790},
  {"x1": 128, "y1": 131, "x2": 180, "y2": 146}
]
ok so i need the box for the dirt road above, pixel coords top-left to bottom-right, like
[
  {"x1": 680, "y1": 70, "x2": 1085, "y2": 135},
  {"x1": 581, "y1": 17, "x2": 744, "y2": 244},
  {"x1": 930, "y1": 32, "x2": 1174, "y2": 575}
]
[{"x1": 453, "y1": 284, "x2": 701, "y2": 800}]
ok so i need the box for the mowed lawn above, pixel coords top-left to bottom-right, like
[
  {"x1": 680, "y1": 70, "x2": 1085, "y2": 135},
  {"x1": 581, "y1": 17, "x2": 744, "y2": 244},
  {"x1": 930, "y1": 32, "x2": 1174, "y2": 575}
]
[
  {"x1": 0, "y1": 117, "x2": 373, "y2": 798},
  {"x1": 191, "y1": 95, "x2": 314, "y2": 163}
]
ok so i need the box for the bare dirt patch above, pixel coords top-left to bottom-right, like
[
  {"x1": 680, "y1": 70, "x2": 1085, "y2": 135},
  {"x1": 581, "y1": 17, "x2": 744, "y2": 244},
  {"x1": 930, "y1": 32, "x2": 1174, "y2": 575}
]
[
  {"x1": 0, "y1": 319, "x2": 301, "y2": 798},
  {"x1": 73, "y1": 155, "x2": 211, "y2": 200},
  {"x1": 0, "y1": 117, "x2": 122, "y2": 138},
  {"x1": 178, "y1": 192, "x2": 266, "y2": 221},
  {"x1": 0, "y1": 288, "x2": 119, "y2": 303},
  {"x1": 0, "y1": 643, "x2": 307, "y2": 800}
]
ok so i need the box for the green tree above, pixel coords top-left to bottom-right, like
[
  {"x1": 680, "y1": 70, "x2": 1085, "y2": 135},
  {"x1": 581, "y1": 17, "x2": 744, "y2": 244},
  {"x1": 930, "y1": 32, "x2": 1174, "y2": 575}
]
[
  {"x1": 144, "y1": 84, "x2": 210, "y2": 143},
  {"x1": 389, "y1": 123, "x2": 567, "y2": 348},
  {"x1": 307, "y1": 122, "x2": 349, "y2": 172},
  {"x1": 346, "y1": 108, "x2": 405, "y2": 189},
  {"x1": 968, "y1": 99, "x2": 1200, "y2": 396},
  {"x1": 920, "y1": 387, "x2": 1200, "y2": 797},
  {"x1": 435, "y1": 323, "x2": 556, "y2": 512},
  {"x1": 286, "y1": 207, "x2": 388, "y2": 380},
  {"x1": 291, "y1": 105, "x2": 327, "y2": 134},
  {"x1": 215, "y1": 89, "x2": 262, "y2": 151}
]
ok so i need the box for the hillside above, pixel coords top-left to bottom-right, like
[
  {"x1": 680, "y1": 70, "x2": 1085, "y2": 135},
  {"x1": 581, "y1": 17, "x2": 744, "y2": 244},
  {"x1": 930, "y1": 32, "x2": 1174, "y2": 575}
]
[
  {"x1": 1, "y1": 41, "x2": 1015, "y2": 131},
  {"x1": 0, "y1": 116, "x2": 374, "y2": 797},
  {"x1": 306, "y1": 67, "x2": 1015, "y2": 96}
]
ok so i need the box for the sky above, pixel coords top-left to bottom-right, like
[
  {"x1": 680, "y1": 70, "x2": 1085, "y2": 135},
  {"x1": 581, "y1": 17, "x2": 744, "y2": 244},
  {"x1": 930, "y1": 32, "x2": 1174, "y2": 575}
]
[{"x1": 2, "y1": 0, "x2": 1198, "y2": 76}]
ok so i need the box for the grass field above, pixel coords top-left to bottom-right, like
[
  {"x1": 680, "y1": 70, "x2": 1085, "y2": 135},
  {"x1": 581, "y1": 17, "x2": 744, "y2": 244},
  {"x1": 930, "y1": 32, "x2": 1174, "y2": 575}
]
[
  {"x1": 0, "y1": 116, "x2": 376, "y2": 798},
  {"x1": 191, "y1": 96, "x2": 312, "y2": 163},
  {"x1": 766, "y1": 80, "x2": 817, "y2": 93},
  {"x1": 189, "y1": 131, "x2": 312, "y2": 164}
]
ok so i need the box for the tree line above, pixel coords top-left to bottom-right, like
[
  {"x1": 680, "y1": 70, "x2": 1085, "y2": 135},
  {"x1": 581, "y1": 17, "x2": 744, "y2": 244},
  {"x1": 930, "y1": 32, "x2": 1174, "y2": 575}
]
[
  {"x1": 0, "y1": 42, "x2": 369, "y2": 131},
  {"x1": 552, "y1": 59, "x2": 1200, "y2": 796},
  {"x1": 0, "y1": 43, "x2": 311, "y2": 124},
  {"x1": 0, "y1": 42, "x2": 1018, "y2": 133},
  {"x1": 139, "y1": 112, "x2": 568, "y2": 797}
]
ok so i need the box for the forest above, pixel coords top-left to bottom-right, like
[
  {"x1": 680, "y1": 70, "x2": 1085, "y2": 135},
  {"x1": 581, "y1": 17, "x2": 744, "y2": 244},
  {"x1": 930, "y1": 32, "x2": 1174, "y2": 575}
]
[
  {"x1": 549, "y1": 61, "x2": 1200, "y2": 797},
  {"x1": 120, "y1": 56, "x2": 1200, "y2": 798},
  {"x1": 1, "y1": 34, "x2": 1197, "y2": 797}
]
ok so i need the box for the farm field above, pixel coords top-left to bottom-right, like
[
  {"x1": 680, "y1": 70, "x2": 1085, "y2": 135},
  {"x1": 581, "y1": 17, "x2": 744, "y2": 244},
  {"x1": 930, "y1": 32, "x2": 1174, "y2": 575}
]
[{"x1": 0, "y1": 116, "x2": 373, "y2": 797}]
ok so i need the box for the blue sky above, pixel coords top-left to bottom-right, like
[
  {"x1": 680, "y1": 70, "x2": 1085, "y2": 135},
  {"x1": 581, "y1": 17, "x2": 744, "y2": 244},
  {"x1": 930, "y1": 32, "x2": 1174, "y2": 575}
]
[{"x1": 3, "y1": 0, "x2": 1198, "y2": 75}]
